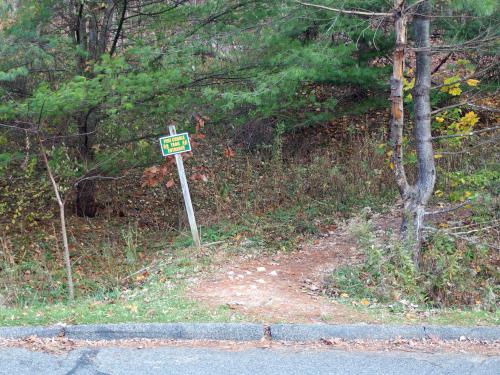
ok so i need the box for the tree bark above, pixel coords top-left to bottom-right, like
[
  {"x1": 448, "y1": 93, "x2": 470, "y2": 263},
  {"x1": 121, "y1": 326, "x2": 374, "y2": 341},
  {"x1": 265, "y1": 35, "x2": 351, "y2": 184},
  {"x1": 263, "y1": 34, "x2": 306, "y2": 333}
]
[
  {"x1": 390, "y1": 0, "x2": 435, "y2": 267},
  {"x1": 408, "y1": 0, "x2": 435, "y2": 265},
  {"x1": 390, "y1": 0, "x2": 410, "y2": 196}
]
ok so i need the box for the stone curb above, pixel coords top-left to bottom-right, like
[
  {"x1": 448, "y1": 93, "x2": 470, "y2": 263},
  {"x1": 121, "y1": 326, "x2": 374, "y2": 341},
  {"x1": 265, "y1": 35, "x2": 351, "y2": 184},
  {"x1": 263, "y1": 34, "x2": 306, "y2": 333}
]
[
  {"x1": 269, "y1": 324, "x2": 500, "y2": 341},
  {"x1": 64, "y1": 323, "x2": 263, "y2": 341},
  {"x1": 0, "y1": 323, "x2": 498, "y2": 342}
]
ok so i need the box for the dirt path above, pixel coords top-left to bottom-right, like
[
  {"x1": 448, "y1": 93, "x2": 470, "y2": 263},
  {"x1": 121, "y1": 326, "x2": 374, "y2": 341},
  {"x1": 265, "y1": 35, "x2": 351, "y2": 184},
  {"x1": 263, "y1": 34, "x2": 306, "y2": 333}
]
[{"x1": 188, "y1": 223, "x2": 376, "y2": 323}]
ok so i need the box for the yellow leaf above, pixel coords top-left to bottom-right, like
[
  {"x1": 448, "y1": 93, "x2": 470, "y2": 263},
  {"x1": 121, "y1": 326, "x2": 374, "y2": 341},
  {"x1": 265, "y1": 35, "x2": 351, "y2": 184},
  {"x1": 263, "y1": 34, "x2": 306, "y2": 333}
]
[
  {"x1": 444, "y1": 75, "x2": 460, "y2": 85},
  {"x1": 434, "y1": 190, "x2": 444, "y2": 197},
  {"x1": 448, "y1": 86, "x2": 462, "y2": 96},
  {"x1": 466, "y1": 79, "x2": 479, "y2": 87},
  {"x1": 127, "y1": 304, "x2": 138, "y2": 314},
  {"x1": 435, "y1": 117, "x2": 445, "y2": 123},
  {"x1": 340, "y1": 293, "x2": 349, "y2": 298},
  {"x1": 438, "y1": 222, "x2": 449, "y2": 228},
  {"x1": 434, "y1": 154, "x2": 443, "y2": 159},
  {"x1": 389, "y1": 162, "x2": 395, "y2": 170},
  {"x1": 360, "y1": 299, "x2": 370, "y2": 306}
]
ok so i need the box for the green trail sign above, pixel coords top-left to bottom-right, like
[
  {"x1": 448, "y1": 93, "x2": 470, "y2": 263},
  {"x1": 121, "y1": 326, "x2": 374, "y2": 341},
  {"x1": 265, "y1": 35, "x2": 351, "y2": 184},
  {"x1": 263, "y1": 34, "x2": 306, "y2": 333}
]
[{"x1": 159, "y1": 133, "x2": 191, "y2": 156}]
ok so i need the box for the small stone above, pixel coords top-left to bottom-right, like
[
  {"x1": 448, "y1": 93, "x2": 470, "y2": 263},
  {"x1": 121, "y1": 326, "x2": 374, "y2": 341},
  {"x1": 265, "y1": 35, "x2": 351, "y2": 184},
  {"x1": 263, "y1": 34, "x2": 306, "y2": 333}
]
[
  {"x1": 269, "y1": 270, "x2": 278, "y2": 276},
  {"x1": 257, "y1": 267, "x2": 266, "y2": 272},
  {"x1": 256, "y1": 279, "x2": 266, "y2": 284}
]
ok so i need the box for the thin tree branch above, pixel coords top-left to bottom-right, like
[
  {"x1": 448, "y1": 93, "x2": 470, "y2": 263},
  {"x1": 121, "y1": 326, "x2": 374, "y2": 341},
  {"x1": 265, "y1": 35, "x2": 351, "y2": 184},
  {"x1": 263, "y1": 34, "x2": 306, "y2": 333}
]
[
  {"x1": 296, "y1": 1, "x2": 391, "y2": 17},
  {"x1": 110, "y1": 0, "x2": 128, "y2": 57},
  {"x1": 432, "y1": 126, "x2": 500, "y2": 140},
  {"x1": 431, "y1": 52, "x2": 452, "y2": 75},
  {"x1": 425, "y1": 200, "x2": 470, "y2": 217},
  {"x1": 74, "y1": 175, "x2": 125, "y2": 187}
]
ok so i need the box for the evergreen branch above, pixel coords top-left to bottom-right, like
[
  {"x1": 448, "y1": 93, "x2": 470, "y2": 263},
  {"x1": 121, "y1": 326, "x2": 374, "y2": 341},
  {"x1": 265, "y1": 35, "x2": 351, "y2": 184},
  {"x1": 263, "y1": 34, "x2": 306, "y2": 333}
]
[{"x1": 296, "y1": 1, "x2": 391, "y2": 17}]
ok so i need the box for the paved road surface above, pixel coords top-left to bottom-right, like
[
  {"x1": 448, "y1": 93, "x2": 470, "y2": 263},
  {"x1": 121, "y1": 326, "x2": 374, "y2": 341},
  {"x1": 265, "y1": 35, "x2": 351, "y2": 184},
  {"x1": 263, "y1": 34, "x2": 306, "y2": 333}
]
[{"x1": 0, "y1": 347, "x2": 498, "y2": 374}]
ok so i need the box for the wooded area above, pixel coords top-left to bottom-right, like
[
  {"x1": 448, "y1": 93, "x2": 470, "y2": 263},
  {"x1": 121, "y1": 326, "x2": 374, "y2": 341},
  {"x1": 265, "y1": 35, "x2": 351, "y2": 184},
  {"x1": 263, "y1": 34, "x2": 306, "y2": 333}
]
[{"x1": 0, "y1": 1, "x2": 498, "y2": 325}]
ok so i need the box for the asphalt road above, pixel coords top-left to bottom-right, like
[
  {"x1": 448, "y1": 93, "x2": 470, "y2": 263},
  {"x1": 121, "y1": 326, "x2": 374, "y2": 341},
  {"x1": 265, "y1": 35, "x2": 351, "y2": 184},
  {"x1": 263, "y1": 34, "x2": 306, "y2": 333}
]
[{"x1": 0, "y1": 347, "x2": 498, "y2": 375}]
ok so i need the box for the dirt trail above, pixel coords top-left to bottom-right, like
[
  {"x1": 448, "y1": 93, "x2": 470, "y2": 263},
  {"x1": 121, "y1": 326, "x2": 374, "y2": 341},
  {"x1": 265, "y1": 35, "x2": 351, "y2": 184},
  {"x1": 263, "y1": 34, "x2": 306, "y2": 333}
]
[{"x1": 189, "y1": 222, "x2": 378, "y2": 323}]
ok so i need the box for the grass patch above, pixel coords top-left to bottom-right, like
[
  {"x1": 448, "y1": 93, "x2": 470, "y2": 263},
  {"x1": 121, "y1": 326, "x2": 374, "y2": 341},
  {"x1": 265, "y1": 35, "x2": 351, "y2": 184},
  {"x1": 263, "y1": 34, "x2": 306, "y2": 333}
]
[
  {"x1": 0, "y1": 248, "x2": 241, "y2": 327},
  {"x1": 345, "y1": 300, "x2": 500, "y2": 326},
  {"x1": 0, "y1": 286, "x2": 237, "y2": 327}
]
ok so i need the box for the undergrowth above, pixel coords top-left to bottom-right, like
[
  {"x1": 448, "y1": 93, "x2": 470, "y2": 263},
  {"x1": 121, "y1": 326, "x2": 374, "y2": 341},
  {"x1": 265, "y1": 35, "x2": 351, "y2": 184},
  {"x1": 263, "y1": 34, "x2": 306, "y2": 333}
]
[{"x1": 324, "y1": 211, "x2": 498, "y2": 311}]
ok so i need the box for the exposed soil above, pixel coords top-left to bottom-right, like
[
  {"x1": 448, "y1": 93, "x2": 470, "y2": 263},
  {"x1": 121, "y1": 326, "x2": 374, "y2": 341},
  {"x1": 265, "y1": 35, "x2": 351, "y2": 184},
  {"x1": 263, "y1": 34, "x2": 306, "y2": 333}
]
[{"x1": 188, "y1": 218, "x2": 379, "y2": 324}]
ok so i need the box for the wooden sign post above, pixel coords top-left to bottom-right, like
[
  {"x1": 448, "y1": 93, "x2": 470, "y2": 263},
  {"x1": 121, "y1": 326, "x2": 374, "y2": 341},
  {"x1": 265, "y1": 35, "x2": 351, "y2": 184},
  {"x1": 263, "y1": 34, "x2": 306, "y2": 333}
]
[{"x1": 159, "y1": 125, "x2": 201, "y2": 249}]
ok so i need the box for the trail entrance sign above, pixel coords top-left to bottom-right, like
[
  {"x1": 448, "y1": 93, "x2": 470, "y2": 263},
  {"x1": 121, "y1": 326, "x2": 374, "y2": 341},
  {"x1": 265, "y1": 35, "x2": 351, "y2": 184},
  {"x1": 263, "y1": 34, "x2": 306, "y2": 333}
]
[
  {"x1": 159, "y1": 133, "x2": 191, "y2": 156},
  {"x1": 159, "y1": 126, "x2": 201, "y2": 249}
]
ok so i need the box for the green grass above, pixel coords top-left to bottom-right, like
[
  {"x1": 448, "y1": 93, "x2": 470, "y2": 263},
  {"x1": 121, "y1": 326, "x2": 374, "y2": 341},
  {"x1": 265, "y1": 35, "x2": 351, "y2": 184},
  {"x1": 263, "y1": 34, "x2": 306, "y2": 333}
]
[
  {"x1": 0, "y1": 288, "x2": 237, "y2": 327},
  {"x1": 0, "y1": 244, "x2": 242, "y2": 327},
  {"x1": 0, "y1": 276, "x2": 240, "y2": 327},
  {"x1": 347, "y1": 300, "x2": 500, "y2": 326}
]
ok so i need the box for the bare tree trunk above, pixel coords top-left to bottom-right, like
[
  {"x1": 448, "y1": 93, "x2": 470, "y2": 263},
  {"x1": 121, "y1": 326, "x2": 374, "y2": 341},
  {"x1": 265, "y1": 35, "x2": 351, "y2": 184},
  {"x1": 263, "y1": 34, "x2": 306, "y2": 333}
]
[
  {"x1": 410, "y1": 0, "x2": 435, "y2": 265},
  {"x1": 389, "y1": 0, "x2": 418, "y2": 247},
  {"x1": 390, "y1": 0, "x2": 435, "y2": 267},
  {"x1": 390, "y1": 0, "x2": 410, "y2": 198},
  {"x1": 38, "y1": 137, "x2": 75, "y2": 301}
]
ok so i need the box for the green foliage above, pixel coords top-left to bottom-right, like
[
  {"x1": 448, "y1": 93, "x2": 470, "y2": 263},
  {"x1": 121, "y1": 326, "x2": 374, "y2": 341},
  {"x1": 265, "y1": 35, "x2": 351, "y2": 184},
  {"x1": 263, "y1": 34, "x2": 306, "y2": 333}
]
[
  {"x1": 421, "y1": 232, "x2": 498, "y2": 310},
  {"x1": 445, "y1": 169, "x2": 499, "y2": 202},
  {"x1": 325, "y1": 216, "x2": 421, "y2": 302},
  {"x1": 325, "y1": 214, "x2": 498, "y2": 309},
  {"x1": 0, "y1": 66, "x2": 28, "y2": 81}
]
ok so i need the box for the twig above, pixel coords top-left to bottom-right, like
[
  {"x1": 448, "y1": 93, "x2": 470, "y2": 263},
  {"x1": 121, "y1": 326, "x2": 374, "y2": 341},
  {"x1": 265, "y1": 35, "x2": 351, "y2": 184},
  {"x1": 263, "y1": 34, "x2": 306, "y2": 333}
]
[
  {"x1": 424, "y1": 226, "x2": 500, "y2": 251},
  {"x1": 425, "y1": 200, "x2": 470, "y2": 217},
  {"x1": 74, "y1": 175, "x2": 125, "y2": 187},
  {"x1": 431, "y1": 52, "x2": 452, "y2": 75},
  {"x1": 431, "y1": 101, "x2": 500, "y2": 115},
  {"x1": 432, "y1": 126, "x2": 500, "y2": 140},
  {"x1": 296, "y1": 1, "x2": 391, "y2": 17}
]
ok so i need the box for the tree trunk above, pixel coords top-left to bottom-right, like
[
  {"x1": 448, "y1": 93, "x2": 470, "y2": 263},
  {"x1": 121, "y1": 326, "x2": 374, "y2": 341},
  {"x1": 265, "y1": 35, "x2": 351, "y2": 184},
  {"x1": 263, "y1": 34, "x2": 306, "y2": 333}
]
[
  {"x1": 38, "y1": 137, "x2": 75, "y2": 301},
  {"x1": 390, "y1": 0, "x2": 435, "y2": 267},
  {"x1": 390, "y1": 0, "x2": 410, "y2": 198},
  {"x1": 409, "y1": 0, "x2": 435, "y2": 265}
]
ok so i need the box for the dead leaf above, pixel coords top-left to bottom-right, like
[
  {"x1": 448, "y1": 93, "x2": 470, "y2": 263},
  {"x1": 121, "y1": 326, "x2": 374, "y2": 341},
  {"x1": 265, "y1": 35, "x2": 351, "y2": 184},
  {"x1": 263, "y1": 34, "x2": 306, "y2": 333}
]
[
  {"x1": 224, "y1": 147, "x2": 236, "y2": 158},
  {"x1": 166, "y1": 179, "x2": 175, "y2": 188},
  {"x1": 190, "y1": 173, "x2": 208, "y2": 182}
]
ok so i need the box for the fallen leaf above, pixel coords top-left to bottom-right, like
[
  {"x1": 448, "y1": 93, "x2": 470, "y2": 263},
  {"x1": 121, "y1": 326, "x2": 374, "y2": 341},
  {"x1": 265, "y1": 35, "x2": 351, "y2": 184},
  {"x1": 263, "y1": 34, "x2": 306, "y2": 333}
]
[
  {"x1": 224, "y1": 147, "x2": 236, "y2": 158},
  {"x1": 190, "y1": 173, "x2": 208, "y2": 182}
]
